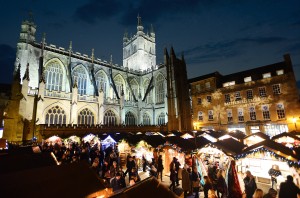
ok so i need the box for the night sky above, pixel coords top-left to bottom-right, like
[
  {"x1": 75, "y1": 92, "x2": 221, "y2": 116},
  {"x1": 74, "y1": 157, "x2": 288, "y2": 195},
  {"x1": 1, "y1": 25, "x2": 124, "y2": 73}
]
[{"x1": 0, "y1": 0, "x2": 299, "y2": 86}]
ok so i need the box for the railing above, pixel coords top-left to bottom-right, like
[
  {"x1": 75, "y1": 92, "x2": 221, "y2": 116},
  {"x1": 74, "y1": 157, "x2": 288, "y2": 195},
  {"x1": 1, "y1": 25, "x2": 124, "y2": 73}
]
[
  {"x1": 105, "y1": 97, "x2": 120, "y2": 104},
  {"x1": 27, "y1": 88, "x2": 38, "y2": 96},
  {"x1": 124, "y1": 100, "x2": 138, "y2": 107},
  {"x1": 44, "y1": 90, "x2": 71, "y2": 99},
  {"x1": 78, "y1": 95, "x2": 97, "y2": 102}
]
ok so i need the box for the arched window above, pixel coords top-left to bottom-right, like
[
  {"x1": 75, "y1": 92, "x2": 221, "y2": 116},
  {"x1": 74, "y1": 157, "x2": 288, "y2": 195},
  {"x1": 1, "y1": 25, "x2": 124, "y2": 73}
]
[
  {"x1": 73, "y1": 66, "x2": 87, "y2": 95},
  {"x1": 143, "y1": 113, "x2": 151, "y2": 125},
  {"x1": 45, "y1": 106, "x2": 66, "y2": 125},
  {"x1": 125, "y1": 111, "x2": 136, "y2": 125},
  {"x1": 157, "y1": 113, "x2": 165, "y2": 125},
  {"x1": 129, "y1": 79, "x2": 138, "y2": 101},
  {"x1": 78, "y1": 108, "x2": 94, "y2": 125},
  {"x1": 45, "y1": 61, "x2": 63, "y2": 91},
  {"x1": 155, "y1": 74, "x2": 165, "y2": 103},
  {"x1": 113, "y1": 75, "x2": 124, "y2": 99},
  {"x1": 144, "y1": 79, "x2": 152, "y2": 104},
  {"x1": 104, "y1": 110, "x2": 117, "y2": 126},
  {"x1": 95, "y1": 71, "x2": 107, "y2": 95}
]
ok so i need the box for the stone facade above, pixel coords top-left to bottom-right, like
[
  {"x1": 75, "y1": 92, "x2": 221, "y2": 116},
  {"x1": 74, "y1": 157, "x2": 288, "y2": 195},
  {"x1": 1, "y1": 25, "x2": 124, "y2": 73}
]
[
  {"x1": 4, "y1": 16, "x2": 191, "y2": 142},
  {"x1": 190, "y1": 54, "x2": 300, "y2": 136}
]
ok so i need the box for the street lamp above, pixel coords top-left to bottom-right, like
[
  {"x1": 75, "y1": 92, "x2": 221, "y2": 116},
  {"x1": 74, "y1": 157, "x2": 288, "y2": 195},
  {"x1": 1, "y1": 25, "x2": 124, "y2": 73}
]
[{"x1": 292, "y1": 117, "x2": 298, "y2": 130}]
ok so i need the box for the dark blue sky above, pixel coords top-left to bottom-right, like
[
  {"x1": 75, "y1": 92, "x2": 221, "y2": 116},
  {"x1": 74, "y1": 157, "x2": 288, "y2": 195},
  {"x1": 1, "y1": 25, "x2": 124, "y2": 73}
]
[{"x1": 0, "y1": 0, "x2": 299, "y2": 85}]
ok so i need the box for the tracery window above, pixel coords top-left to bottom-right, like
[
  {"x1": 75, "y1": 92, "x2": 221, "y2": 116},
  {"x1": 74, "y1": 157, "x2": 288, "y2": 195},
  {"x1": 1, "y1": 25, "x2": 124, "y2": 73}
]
[
  {"x1": 73, "y1": 66, "x2": 87, "y2": 95},
  {"x1": 103, "y1": 110, "x2": 117, "y2": 126},
  {"x1": 95, "y1": 71, "x2": 107, "y2": 95},
  {"x1": 157, "y1": 113, "x2": 165, "y2": 125},
  {"x1": 144, "y1": 80, "x2": 152, "y2": 104},
  {"x1": 129, "y1": 79, "x2": 138, "y2": 101},
  {"x1": 45, "y1": 61, "x2": 63, "y2": 91},
  {"x1": 45, "y1": 106, "x2": 66, "y2": 125},
  {"x1": 143, "y1": 113, "x2": 151, "y2": 125},
  {"x1": 113, "y1": 75, "x2": 124, "y2": 99},
  {"x1": 125, "y1": 111, "x2": 136, "y2": 125},
  {"x1": 78, "y1": 108, "x2": 94, "y2": 125},
  {"x1": 155, "y1": 74, "x2": 165, "y2": 104}
]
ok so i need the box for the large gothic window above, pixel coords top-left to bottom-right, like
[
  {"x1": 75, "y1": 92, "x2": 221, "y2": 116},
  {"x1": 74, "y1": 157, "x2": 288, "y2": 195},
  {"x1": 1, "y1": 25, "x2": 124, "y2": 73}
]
[
  {"x1": 144, "y1": 79, "x2": 152, "y2": 104},
  {"x1": 104, "y1": 110, "x2": 117, "y2": 126},
  {"x1": 45, "y1": 106, "x2": 66, "y2": 125},
  {"x1": 155, "y1": 74, "x2": 165, "y2": 104},
  {"x1": 129, "y1": 79, "x2": 138, "y2": 101},
  {"x1": 125, "y1": 111, "x2": 136, "y2": 125},
  {"x1": 73, "y1": 66, "x2": 87, "y2": 95},
  {"x1": 45, "y1": 61, "x2": 63, "y2": 91},
  {"x1": 157, "y1": 112, "x2": 165, "y2": 125},
  {"x1": 95, "y1": 71, "x2": 107, "y2": 95},
  {"x1": 143, "y1": 113, "x2": 151, "y2": 125},
  {"x1": 78, "y1": 108, "x2": 94, "y2": 125},
  {"x1": 113, "y1": 75, "x2": 124, "y2": 99}
]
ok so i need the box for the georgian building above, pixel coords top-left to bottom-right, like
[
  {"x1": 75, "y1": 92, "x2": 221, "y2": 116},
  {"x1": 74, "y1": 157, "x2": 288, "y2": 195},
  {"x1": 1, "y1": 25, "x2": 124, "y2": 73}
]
[
  {"x1": 190, "y1": 54, "x2": 300, "y2": 136},
  {"x1": 3, "y1": 16, "x2": 191, "y2": 142}
]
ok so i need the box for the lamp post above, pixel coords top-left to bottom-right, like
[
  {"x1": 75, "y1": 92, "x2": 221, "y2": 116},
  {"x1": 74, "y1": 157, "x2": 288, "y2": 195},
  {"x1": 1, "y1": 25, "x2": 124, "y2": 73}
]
[{"x1": 292, "y1": 117, "x2": 298, "y2": 130}]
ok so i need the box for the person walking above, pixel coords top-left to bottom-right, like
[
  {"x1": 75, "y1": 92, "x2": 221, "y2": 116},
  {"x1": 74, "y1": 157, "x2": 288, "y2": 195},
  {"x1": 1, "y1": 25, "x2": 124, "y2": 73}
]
[
  {"x1": 110, "y1": 172, "x2": 126, "y2": 192},
  {"x1": 243, "y1": 170, "x2": 257, "y2": 198},
  {"x1": 203, "y1": 176, "x2": 213, "y2": 198},
  {"x1": 191, "y1": 166, "x2": 201, "y2": 198},
  {"x1": 124, "y1": 156, "x2": 136, "y2": 182},
  {"x1": 279, "y1": 175, "x2": 300, "y2": 198},
  {"x1": 169, "y1": 165, "x2": 177, "y2": 192},
  {"x1": 216, "y1": 170, "x2": 227, "y2": 198},
  {"x1": 182, "y1": 164, "x2": 191, "y2": 198},
  {"x1": 157, "y1": 155, "x2": 164, "y2": 181}
]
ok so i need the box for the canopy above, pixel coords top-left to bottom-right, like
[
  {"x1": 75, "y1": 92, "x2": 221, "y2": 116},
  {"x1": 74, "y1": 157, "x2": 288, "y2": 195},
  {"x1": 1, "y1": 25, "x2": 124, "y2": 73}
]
[
  {"x1": 64, "y1": 135, "x2": 81, "y2": 145},
  {"x1": 45, "y1": 135, "x2": 62, "y2": 145}
]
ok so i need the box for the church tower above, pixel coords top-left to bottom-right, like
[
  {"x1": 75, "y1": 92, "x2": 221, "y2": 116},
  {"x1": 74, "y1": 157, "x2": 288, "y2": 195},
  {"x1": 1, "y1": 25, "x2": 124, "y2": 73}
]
[{"x1": 123, "y1": 15, "x2": 156, "y2": 71}]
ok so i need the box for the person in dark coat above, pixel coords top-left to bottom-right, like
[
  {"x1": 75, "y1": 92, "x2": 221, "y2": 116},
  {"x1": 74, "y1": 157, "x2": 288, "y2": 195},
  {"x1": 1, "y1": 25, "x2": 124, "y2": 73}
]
[
  {"x1": 110, "y1": 172, "x2": 126, "y2": 192},
  {"x1": 124, "y1": 156, "x2": 136, "y2": 182},
  {"x1": 279, "y1": 175, "x2": 300, "y2": 198},
  {"x1": 216, "y1": 170, "x2": 228, "y2": 198},
  {"x1": 262, "y1": 188, "x2": 277, "y2": 198},
  {"x1": 243, "y1": 171, "x2": 257, "y2": 198},
  {"x1": 157, "y1": 155, "x2": 164, "y2": 181},
  {"x1": 169, "y1": 165, "x2": 177, "y2": 192},
  {"x1": 173, "y1": 157, "x2": 181, "y2": 186},
  {"x1": 191, "y1": 166, "x2": 201, "y2": 198},
  {"x1": 142, "y1": 155, "x2": 148, "y2": 172},
  {"x1": 203, "y1": 176, "x2": 213, "y2": 198}
]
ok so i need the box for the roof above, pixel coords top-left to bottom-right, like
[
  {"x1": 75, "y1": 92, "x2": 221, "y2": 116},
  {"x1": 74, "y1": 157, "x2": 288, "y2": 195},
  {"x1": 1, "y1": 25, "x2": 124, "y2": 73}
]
[
  {"x1": 110, "y1": 176, "x2": 177, "y2": 198},
  {"x1": 271, "y1": 132, "x2": 300, "y2": 142},
  {"x1": 213, "y1": 137, "x2": 246, "y2": 157},
  {"x1": 239, "y1": 139, "x2": 298, "y2": 161},
  {"x1": 243, "y1": 132, "x2": 270, "y2": 141},
  {"x1": 0, "y1": 162, "x2": 106, "y2": 198}
]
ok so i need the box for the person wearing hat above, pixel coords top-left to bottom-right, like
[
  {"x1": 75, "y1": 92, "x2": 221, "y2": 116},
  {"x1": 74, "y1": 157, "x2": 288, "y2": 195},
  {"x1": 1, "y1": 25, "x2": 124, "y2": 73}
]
[
  {"x1": 279, "y1": 175, "x2": 300, "y2": 198},
  {"x1": 263, "y1": 188, "x2": 277, "y2": 198},
  {"x1": 110, "y1": 172, "x2": 126, "y2": 192}
]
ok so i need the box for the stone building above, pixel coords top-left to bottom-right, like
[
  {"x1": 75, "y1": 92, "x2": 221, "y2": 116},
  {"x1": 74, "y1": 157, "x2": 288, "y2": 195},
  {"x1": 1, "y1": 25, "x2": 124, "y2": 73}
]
[
  {"x1": 190, "y1": 54, "x2": 300, "y2": 136},
  {"x1": 3, "y1": 16, "x2": 191, "y2": 142}
]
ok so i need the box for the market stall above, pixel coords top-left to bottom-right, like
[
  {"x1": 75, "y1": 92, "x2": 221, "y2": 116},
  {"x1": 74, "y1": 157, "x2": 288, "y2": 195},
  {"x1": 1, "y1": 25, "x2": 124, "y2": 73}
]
[
  {"x1": 235, "y1": 139, "x2": 299, "y2": 189},
  {"x1": 44, "y1": 135, "x2": 63, "y2": 146},
  {"x1": 82, "y1": 133, "x2": 101, "y2": 148},
  {"x1": 161, "y1": 144, "x2": 185, "y2": 174},
  {"x1": 271, "y1": 132, "x2": 300, "y2": 148},
  {"x1": 64, "y1": 135, "x2": 81, "y2": 147},
  {"x1": 101, "y1": 135, "x2": 116, "y2": 150}
]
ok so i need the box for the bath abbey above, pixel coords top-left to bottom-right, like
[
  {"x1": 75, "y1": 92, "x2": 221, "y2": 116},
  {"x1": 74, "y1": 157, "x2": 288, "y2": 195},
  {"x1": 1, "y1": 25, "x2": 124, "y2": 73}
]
[{"x1": 3, "y1": 16, "x2": 191, "y2": 142}]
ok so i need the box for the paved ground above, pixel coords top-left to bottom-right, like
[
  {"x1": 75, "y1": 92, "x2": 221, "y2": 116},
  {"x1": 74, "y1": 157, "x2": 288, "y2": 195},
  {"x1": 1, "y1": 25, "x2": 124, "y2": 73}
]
[{"x1": 134, "y1": 171, "x2": 272, "y2": 198}]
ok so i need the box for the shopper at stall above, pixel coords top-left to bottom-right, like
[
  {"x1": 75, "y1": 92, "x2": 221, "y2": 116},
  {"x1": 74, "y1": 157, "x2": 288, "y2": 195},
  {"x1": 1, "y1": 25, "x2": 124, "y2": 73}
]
[
  {"x1": 142, "y1": 155, "x2": 148, "y2": 172},
  {"x1": 169, "y1": 165, "x2": 177, "y2": 192},
  {"x1": 191, "y1": 166, "x2": 201, "y2": 198},
  {"x1": 243, "y1": 171, "x2": 257, "y2": 198},
  {"x1": 157, "y1": 155, "x2": 164, "y2": 181},
  {"x1": 279, "y1": 175, "x2": 300, "y2": 198},
  {"x1": 109, "y1": 161, "x2": 119, "y2": 178},
  {"x1": 203, "y1": 176, "x2": 213, "y2": 198},
  {"x1": 149, "y1": 158, "x2": 158, "y2": 177},
  {"x1": 182, "y1": 164, "x2": 191, "y2": 198},
  {"x1": 110, "y1": 172, "x2": 126, "y2": 192},
  {"x1": 124, "y1": 156, "x2": 136, "y2": 182},
  {"x1": 253, "y1": 189, "x2": 264, "y2": 198},
  {"x1": 216, "y1": 170, "x2": 227, "y2": 198},
  {"x1": 262, "y1": 188, "x2": 277, "y2": 198},
  {"x1": 170, "y1": 157, "x2": 181, "y2": 186}
]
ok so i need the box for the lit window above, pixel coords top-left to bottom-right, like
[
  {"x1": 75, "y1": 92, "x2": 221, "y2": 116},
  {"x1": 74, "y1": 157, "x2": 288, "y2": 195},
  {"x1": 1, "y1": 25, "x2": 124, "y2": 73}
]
[
  {"x1": 143, "y1": 113, "x2": 151, "y2": 125},
  {"x1": 238, "y1": 108, "x2": 244, "y2": 122},
  {"x1": 45, "y1": 61, "x2": 63, "y2": 91},
  {"x1": 246, "y1": 90, "x2": 253, "y2": 99},
  {"x1": 207, "y1": 95, "x2": 212, "y2": 103},
  {"x1": 258, "y1": 87, "x2": 267, "y2": 97},
  {"x1": 125, "y1": 111, "x2": 136, "y2": 125},
  {"x1": 197, "y1": 98, "x2": 202, "y2": 105},
  {"x1": 272, "y1": 84, "x2": 281, "y2": 95},
  {"x1": 276, "y1": 103, "x2": 285, "y2": 119},
  {"x1": 45, "y1": 106, "x2": 66, "y2": 125},
  {"x1": 261, "y1": 105, "x2": 270, "y2": 120},
  {"x1": 104, "y1": 110, "x2": 117, "y2": 126},
  {"x1": 198, "y1": 111, "x2": 203, "y2": 121},
  {"x1": 235, "y1": 91, "x2": 242, "y2": 101},
  {"x1": 227, "y1": 109, "x2": 233, "y2": 123},
  {"x1": 205, "y1": 82, "x2": 211, "y2": 89},
  {"x1": 196, "y1": 84, "x2": 201, "y2": 92},
  {"x1": 276, "y1": 70, "x2": 284, "y2": 75},
  {"x1": 113, "y1": 75, "x2": 124, "y2": 99},
  {"x1": 224, "y1": 94, "x2": 231, "y2": 103},
  {"x1": 263, "y1": 73, "x2": 271, "y2": 78},
  {"x1": 249, "y1": 106, "x2": 256, "y2": 121},
  {"x1": 129, "y1": 79, "x2": 138, "y2": 101},
  {"x1": 78, "y1": 108, "x2": 94, "y2": 125},
  {"x1": 208, "y1": 110, "x2": 214, "y2": 121},
  {"x1": 95, "y1": 71, "x2": 107, "y2": 95},
  {"x1": 156, "y1": 74, "x2": 165, "y2": 104},
  {"x1": 244, "y1": 76, "x2": 252, "y2": 83},
  {"x1": 73, "y1": 66, "x2": 88, "y2": 95},
  {"x1": 144, "y1": 79, "x2": 153, "y2": 104},
  {"x1": 157, "y1": 113, "x2": 165, "y2": 125},
  {"x1": 223, "y1": 81, "x2": 235, "y2": 87}
]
